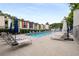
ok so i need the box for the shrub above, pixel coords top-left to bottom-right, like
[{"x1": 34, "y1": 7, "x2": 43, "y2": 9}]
[{"x1": 20, "y1": 29, "x2": 30, "y2": 33}]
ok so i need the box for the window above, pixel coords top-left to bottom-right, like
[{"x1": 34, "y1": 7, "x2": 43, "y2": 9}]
[
  {"x1": 29, "y1": 22, "x2": 33, "y2": 28},
  {"x1": 24, "y1": 21, "x2": 26, "y2": 28}
]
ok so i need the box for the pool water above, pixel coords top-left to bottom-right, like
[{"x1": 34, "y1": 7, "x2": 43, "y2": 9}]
[{"x1": 27, "y1": 31, "x2": 51, "y2": 38}]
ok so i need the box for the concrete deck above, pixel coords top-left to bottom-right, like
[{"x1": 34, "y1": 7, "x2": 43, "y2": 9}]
[{"x1": 0, "y1": 32, "x2": 79, "y2": 56}]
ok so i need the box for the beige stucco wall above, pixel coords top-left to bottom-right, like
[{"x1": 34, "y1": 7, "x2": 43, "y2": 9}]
[
  {"x1": 0, "y1": 16, "x2": 5, "y2": 29},
  {"x1": 33, "y1": 23, "x2": 35, "y2": 30},
  {"x1": 37, "y1": 24, "x2": 40, "y2": 30},
  {"x1": 27, "y1": 22, "x2": 29, "y2": 29},
  {"x1": 73, "y1": 9, "x2": 79, "y2": 27},
  {"x1": 19, "y1": 20, "x2": 22, "y2": 29},
  {"x1": 43, "y1": 25, "x2": 45, "y2": 30},
  {"x1": 45, "y1": 24, "x2": 49, "y2": 30},
  {"x1": 8, "y1": 18, "x2": 12, "y2": 29},
  {"x1": 40, "y1": 24, "x2": 44, "y2": 30},
  {"x1": 33, "y1": 23, "x2": 37, "y2": 30},
  {"x1": 73, "y1": 9, "x2": 79, "y2": 43}
]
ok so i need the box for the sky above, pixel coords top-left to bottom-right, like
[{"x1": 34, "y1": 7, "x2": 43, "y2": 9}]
[{"x1": 0, "y1": 3, "x2": 70, "y2": 24}]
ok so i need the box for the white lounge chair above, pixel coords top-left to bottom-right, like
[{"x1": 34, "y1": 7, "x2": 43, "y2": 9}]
[
  {"x1": 1, "y1": 32, "x2": 32, "y2": 46},
  {"x1": 14, "y1": 35, "x2": 32, "y2": 46},
  {"x1": 50, "y1": 32, "x2": 67, "y2": 41}
]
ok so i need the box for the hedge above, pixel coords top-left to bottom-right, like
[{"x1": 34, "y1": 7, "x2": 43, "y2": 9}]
[
  {"x1": 20, "y1": 29, "x2": 30, "y2": 33},
  {"x1": 0, "y1": 28, "x2": 47, "y2": 34},
  {"x1": 0, "y1": 29, "x2": 16, "y2": 34},
  {"x1": 0, "y1": 29, "x2": 9, "y2": 33}
]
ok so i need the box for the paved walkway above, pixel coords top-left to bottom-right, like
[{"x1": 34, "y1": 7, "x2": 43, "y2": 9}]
[{"x1": 0, "y1": 32, "x2": 79, "y2": 56}]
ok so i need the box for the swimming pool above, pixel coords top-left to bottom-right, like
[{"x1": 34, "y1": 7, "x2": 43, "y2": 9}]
[{"x1": 27, "y1": 31, "x2": 52, "y2": 38}]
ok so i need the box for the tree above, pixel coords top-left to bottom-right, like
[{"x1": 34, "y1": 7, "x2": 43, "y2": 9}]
[
  {"x1": 0, "y1": 10, "x2": 4, "y2": 16},
  {"x1": 4, "y1": 13, "x2": 12, "y2": 18},
  {"x1": 69, "y1": 3, "x2": 79, "y2": 11},
  {"x1": 46, "y1": 22, "x2": 49, "y2": 25},
  {"x1": 66, "y1": 11, "x2": 73, "y2": 28},
  {"x1": 50, "y1": 23, "x2": 63, "y2": 30},
  {"x1": 0, "y1": 10, "x2": 2, "y2": 13},
  {"x1": 66, "y1": 3, "x2": 79, "y2": 30}
]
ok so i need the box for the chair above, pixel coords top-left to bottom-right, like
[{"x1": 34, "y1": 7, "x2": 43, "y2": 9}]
[
  {"x1": 1, "y1": 32, "x2": 32, "y2": 46},
  {"x1": 50, "y1": 32, "x2": 67, "y2": 41}
]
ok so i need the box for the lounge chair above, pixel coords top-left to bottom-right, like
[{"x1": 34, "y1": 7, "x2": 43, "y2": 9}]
[
  {"x1": 13, "y1": 35, "x2": 32, "y2": 46},
  {"x1": 50, "y1": 32, "x2": 67, "y2": 41},
  {"x1": 50, "y1": 32, "x2": 74, "y2": 41},
  {"x1": 1, "y1": 32, "x2": 32, "y2": 46}
]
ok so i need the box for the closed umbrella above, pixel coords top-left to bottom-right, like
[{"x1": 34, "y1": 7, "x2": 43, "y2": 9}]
[
  {"x1": 9, "y1": 22, "x2": 12, "y2": 33},
  {"x1": 9, "y1": 18, "x2": 12, "y2": 33},
  {"x1": 62, "y1": 19, "x2": 67, "y2": 33},
  {"x1": 14, "y1": 17, "x2": 18, "y2": 39}
]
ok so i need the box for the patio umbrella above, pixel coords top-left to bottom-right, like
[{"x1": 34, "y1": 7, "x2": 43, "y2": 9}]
[
  {"x1": 62, "y1": 19, "x2": 67, "y2": 33},
  {"x1": 14, "y1": 17, "x2": 18, "y2": 39},
  {"x1": 9, "y1": 22, "x2": 12, "y2": 33},
  {"x1": 9, "y1": 18, "x2": 12, "y2": 33}
]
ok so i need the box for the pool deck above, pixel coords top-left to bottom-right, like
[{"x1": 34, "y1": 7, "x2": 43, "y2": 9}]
[{"x1": 0, "y1": 32, "x2": 79, "y2": 56}]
